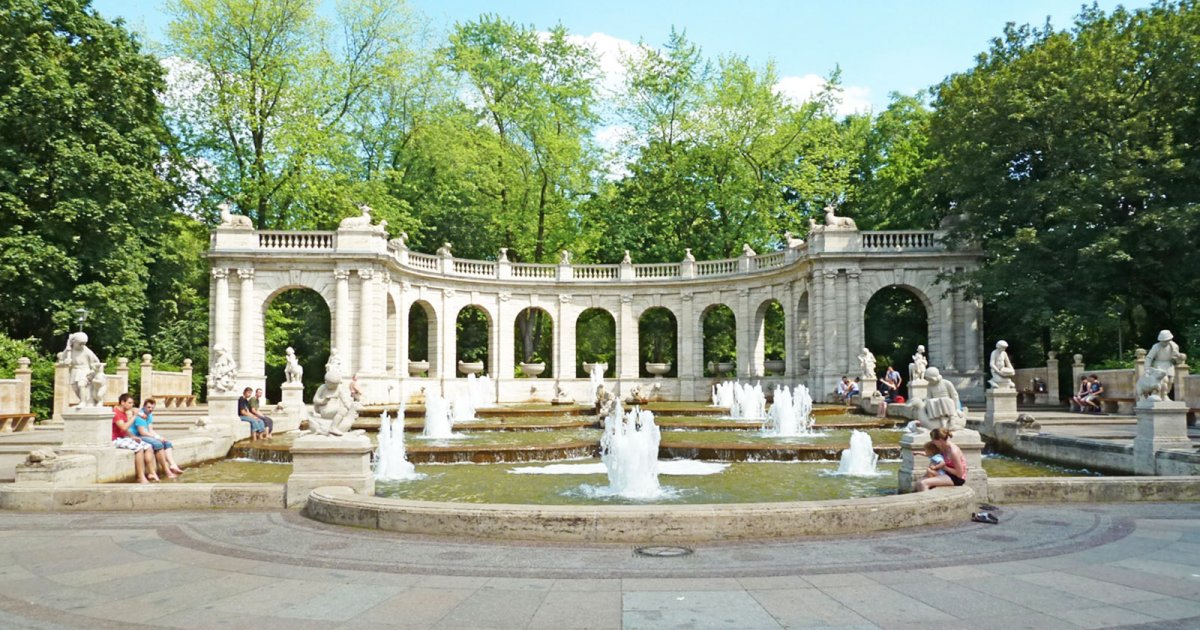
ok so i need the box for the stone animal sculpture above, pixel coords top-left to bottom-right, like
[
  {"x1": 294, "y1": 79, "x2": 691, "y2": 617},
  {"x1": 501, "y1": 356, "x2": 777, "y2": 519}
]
[
  {"x1": 1135, "y1": 366, "x2": 1172, "y2": 402},
  {"x1": 218, "y1": 202, "x2": 253, "y2": 228},
  {"x1": 823, "y1": 205, "x2": 857, "y2": 230}
]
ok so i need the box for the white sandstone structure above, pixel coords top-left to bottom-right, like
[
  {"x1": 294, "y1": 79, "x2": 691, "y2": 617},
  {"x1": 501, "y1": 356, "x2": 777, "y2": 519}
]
[{"x1": 206, "y1": 209, "x2": 985, "y2": 404}]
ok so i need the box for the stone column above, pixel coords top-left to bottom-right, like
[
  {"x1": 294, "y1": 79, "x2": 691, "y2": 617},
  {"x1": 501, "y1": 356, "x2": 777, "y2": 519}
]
[
  {"x1": 140, "y1": 354, "x2": 154, "y2": 404},
  {"x1": 736, "y1": 288, "x2": 754, "y2": 378},
  {"x1": 1134, "y1": 348, "x2": 1147, "y2": 383},
  {"x1": 1043, "y1": 351, "x2": 1060, "y2": 405},
  {"x1": 1071, "y1": 354, "x2": 1085, "y2": 394},
  {"x1": 1173, "y1": 359, "x2": 1189, "y2": 403},
  {"x1": 397, "y1": 282, "x2": 411, "y2": 385},
  {"x1": 497, "y1": 292, "x2": 515, "y2": 390},
  {"x1": 357, "y1": 268, "x2": 375, "y2": 377},
  {"x1": 61, "y1": 406, "x2": 114, "y2": 450},
  {"x1": 617, "y1": 294, "x2": 638, "y2": 383},
  {"x1": 439, "y1": 289, "x2": 457, "y2": 391},
  {"x1": 845, "y1": 271, "x2": 862, "y2": 377},
  {"x1": 808, "y1": 271, "x2": 824, "y2": 395},
  {"x1": 678, "y1": 292, "x2": 697, "y2": 400},
  {"x1": 557, "y1": 295, "x2": 575, "y2": 382},
  {"x1": 237, "y1": 268, "x2": 256, "y2": 377},
  {"x1": 962, "y1": 297, "x2": 982, "y2": 372},
  {"x1": 212, "y1": 267, "x2": 231, "y2": 351},
  {"x1": 286, "y1": 434, "x2": 375, "y2": 507},
  {"x1": 1133, "y1": 399, "x2": 1191, "y2": 475},
  {"x1": 14, "y1": 357, "x2": 31, "y2": 414},
  {"x1": 334, "y1": 269, "x2": 351, "y2": 369},
  {"x1": 937, "y1": 286, "x2": 956, "y2": 372},
  {"x1": 821, "y1": 271, "x2": 839, "y2": 399}
]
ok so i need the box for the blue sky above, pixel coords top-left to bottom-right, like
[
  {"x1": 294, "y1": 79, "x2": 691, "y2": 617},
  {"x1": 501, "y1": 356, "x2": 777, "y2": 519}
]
[{"x1": 93, "y1": 0, "x2": 1145, "y2": 112}]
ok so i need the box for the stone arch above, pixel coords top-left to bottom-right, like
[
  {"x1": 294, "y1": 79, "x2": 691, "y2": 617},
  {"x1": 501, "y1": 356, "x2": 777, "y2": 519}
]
[
  {"x1": 259, "y1": 285, "x2": 331, "y2": 402},
  {"x1": 864, "y1": 284, "x2": 931, "y2": 393},
  {"x1": 453, "y1": 304, "x2": 494, "y2": 377},
  {"x1": 575, "y1": 307, "x2": 615, "y2": 378},
  {"x1": 408, "y1": 299, "x2": 438, "y2": 377},
  {"x1": 701, "y1": 303, "x2": 736, "y2": 377},
  {"x1": 514, "y1": 306, "x2": 555, "y2": 378},
  {"x1": 752, "y1": 298, "x2": 786, "y2": 376},
  {"x1": 638, "y1": 306, "x2": 678, "y2": 377}
]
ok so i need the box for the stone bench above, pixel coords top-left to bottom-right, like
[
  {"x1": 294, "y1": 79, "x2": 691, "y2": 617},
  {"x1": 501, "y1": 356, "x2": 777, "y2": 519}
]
[
  {"x1": 0, "y1": 413, "x2": 35, "y2": 432},
  {"x1": 1095, "y1": 396, "x2": 1135, "y2": 414}
]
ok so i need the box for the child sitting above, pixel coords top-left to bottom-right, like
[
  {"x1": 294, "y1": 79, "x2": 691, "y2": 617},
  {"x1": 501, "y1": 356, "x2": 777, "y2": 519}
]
[{"x1": 923, "y1": 441, "x2": 947, "y2": 479}]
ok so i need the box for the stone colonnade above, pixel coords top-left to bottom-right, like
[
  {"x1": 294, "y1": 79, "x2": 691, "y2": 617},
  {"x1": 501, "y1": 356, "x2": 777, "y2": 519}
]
[{"x1": 208, "y1": 219, "x2": 984, "y2": 404}]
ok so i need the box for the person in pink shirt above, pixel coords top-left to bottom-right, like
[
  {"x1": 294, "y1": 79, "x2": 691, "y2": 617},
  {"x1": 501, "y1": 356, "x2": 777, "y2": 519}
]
[
  {"x1": 916, "y1": 428, "x2": 967, "y2": 491},
  {"x1": 111, "y1": 393, "x2": 156, "y2": 483}
]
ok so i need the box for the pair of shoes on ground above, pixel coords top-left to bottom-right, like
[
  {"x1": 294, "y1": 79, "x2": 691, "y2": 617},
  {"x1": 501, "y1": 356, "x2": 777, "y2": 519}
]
[{"x1": 971, "y1": 511, "x2": 999, "y2": 524}]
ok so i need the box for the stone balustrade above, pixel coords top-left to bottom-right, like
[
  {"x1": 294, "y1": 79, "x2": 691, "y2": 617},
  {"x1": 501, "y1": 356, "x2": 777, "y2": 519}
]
[
  {"x1": 258, "y1": 230, "x2": 336, "y2": 250},
  {"x1": 140, "y1": 355, "x2": 196, "y2": 408},
  {"x1": 0, "y1": 357, "x2": 32, "y2": 421}
]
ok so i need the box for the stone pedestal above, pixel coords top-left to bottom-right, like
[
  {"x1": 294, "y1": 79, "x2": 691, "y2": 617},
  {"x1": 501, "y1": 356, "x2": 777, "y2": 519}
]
[
  {"x1": 207, "y1": 392, "x2": 247, "y2": 439},
  {"x1": 983, "y1": 388, "x2": 1019, "y2": 438},
  {"x1": 280, "y1": 382, "x2": 306, "y2": 427},
  {"x1": 60, "y1": 406, "x2": 113, "y2": 449},
  {"x1": 286, "y1": 434, "x2": 375, "y2": 507},
  {"x1": 898, "y1": 428, "x2": 988, "y2": 500},
  {"x1": 1134, "y1": 399, "x2": 1192, "y2": 475},
  {"x1": 908, "y1": 379, "x2": 928, "y2": 403}
]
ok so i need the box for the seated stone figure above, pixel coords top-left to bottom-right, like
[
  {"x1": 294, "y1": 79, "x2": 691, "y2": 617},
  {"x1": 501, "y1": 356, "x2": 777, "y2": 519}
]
[
  {"x1": 909, "y1": 367, "x2": 966, "y2": 431},
  {"x1": 308, "y1": 359, "x2": 361, "y2": 436},
  {"x1": 1135, "y1": 366, "x2": 1172, "y2": 402}
]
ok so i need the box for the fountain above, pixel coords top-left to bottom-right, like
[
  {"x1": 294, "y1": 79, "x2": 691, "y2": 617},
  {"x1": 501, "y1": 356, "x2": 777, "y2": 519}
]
[
  {"x1": 375, "y1": 409, "x2": 422, "y2": 481},
  {"x1": 588, "y1": 363, "x2": 604, "y2": 401},
  {"x1": 763, "y1": 385, "x2": 815, "y2": 436},
  {"x1": 421, "y1": 394, "x2": 455, "y2": 439},
  {"x1": 833, "y1": 429, "x2": 881, "y2": 476},
  {"x1": 450, "y1": 386, "x2": 477, "y2": 423},
  {"x1": 469, "y1": 373, "x2": 495, "y2": 409},
  {"x1": 598, "y1": 400, "x2": 661, "y2": 499},
  {"x1": 712, "y1": 381, "x2": 766, "y2": 420}
]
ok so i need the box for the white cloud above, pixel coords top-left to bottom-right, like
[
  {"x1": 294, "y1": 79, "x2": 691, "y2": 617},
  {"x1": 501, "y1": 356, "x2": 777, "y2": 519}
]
[
  {"x1": 561, "y1": 31, "x2": 646, "y2": 98},
  {"x1": 773, "y1": 74, "x2": 872, "y2": 117}
]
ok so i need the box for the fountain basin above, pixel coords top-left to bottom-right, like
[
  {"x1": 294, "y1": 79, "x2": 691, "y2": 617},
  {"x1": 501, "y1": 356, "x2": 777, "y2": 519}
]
[
  {"x1": 407, "y1": 360, "x2": 429, "y2": 376},
  {"x1": 304, "y1": 484, "x2": 976, "y2": 542},
  {"x1": 456, "y1": 361, "x2": 484, "y2": 375}
]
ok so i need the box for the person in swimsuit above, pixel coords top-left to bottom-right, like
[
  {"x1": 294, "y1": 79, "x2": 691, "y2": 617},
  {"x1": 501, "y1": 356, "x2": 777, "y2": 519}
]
[{"x1": 917, "y1": 428, "x2": 967, "y2": 491}]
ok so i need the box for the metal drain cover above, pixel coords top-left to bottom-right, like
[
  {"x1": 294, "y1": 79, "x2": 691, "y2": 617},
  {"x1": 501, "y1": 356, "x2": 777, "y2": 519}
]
[{"x1": 634, "y1": 546, "x2": 694, "y2": 558}]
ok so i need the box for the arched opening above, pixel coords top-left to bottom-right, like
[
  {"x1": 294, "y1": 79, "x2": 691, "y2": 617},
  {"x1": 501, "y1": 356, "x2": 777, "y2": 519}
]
[
  {"x1": 702, "y1": 304, "x2": 736, "y2": 377},
  {"x1": 754, "y1": 299, "x2": 786, "y2": 375},
  {"x1": 514, "y1": 307, "x2": 553, "y2": 378},
  {"x1": 386, "y1": 294, "x2": 398, "y2": 376},
  {"x1": 455, "y1": 305, "x2": 491, "y2": 376},
  {"x1": 263, "y1": 287, "x2": 330, "y2": 403},
  {"x1": 795, "y1": 292, "x2": 810, "y2": 372},
  {"x1": 575, "y1": 308, "x2": 615, "y2": 378},
  {"x1": 639, "y1": 307, "x2": 678, "y2": 377},
  {"x1": 407, "y1": 301, "x2": 436, "y2": 376},
  {"x1": 864, "y1": 285, "x2": 929, "y2": 394}
]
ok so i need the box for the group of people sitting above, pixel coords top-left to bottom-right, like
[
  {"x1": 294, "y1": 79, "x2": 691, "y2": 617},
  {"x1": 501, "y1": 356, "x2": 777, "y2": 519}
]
[
  {"x1": 1070, "y1": 374, "x2": 1105, "y2": 413},
  {"x1": 111, "y1": 393, "x2": 185, "y2": 484},
  {"x1": 875, "y1": 365, "x2": 905, "y2": 418},
  {"x1": 238, "y1": 387, "x2": 275, "y2": 441}
]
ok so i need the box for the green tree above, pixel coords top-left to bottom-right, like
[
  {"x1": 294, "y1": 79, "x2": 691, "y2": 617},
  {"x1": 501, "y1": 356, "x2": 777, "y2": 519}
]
[
  {"x1": 929, "y1": 2, "x2": 1200, "y2": 362},
  {"x1": 846, "y1": 93, "x2": 937, "y2": 230},
  {"x1": 0, "y1": 0, "x2": 181, "y2": 356}
]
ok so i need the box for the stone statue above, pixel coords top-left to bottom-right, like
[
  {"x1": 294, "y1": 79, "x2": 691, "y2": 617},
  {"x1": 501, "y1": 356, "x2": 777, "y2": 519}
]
[
  {"x1": 218, "y1": 201, "x2": 253, "y2": 228},
  {"x1": 989, "y1": 340, "x2": 1016, "y2": 389},
  {"x1": 621, "y1": 250, "x2": 631, "y2": 264},
  {"x1": 1143, "y1": 330, "x2": 1183, "y2": 401},
  {"x1": 683, "y1": 248, "x2": 695, "y2": 262},
  {"x1": 910, "y1": 367, "x2": 965, "y2": 430},
  {"x1": 284, "y1": 347, "x2": 304, "y2": 384},
  {"x1": 339, "y1": 204, "x2": 374, "y2": 229},
  {"x1": 1136, "y1": 367, "x2": 1172, "y2": 402},
  {"x1": 626, "y1": 383, "x2": 649, "y2": 405},
  {"x1": 62, "y1": 332, "x2": 106, "y2": 408},
  {"x1": 857, "y1": 347, "x2": 876, "y2": 381},
  {"x1": 436, "y1": 242, "x2": 453, "y2": 257},
  {"x1": 389, "y1": 232, "x2": 409, "y2": 250},
  {"x1": 823, "y1": 204, "x2": 857, "y2": 230},
  {"x1": 595, "y1": 384, "x2": 616, "y2": 418},
  {"x1": 742, "y1": 243, "x2": 756, "y2": 257},
  {"x1": 909, "y1": 345, "x2": 928, "y2": 382},
  {"x1": 208, "y1": 345, "x2": 237, "y2": 394},
  {"x1": 308, "y1": 354, "x2": 361, "y2": 436},
  {"x1": 807, "y1": 217, "x2": 824, "y2": 234},
  {"x1": 784, "y1": 231, "x2": 805, "y2": 248},
  {"x1": 559, "y1": 250, "x2": 571, "y2": 265}
]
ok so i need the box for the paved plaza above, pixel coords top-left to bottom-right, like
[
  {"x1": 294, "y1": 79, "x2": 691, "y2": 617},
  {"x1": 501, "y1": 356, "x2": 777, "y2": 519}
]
[{"x1": 0, "y1": 502, "x2": 1198, "y2": 629}]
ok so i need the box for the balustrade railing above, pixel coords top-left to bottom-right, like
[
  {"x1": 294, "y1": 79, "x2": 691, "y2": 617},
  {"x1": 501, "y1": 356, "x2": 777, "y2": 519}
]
[
  {"x1": 753, "y1": 251, "x2": 787, "y2": 270},
  {"x1": 512, "y1": 263, "x2": 556, "y2": 279},
  {"x1": 573, "y1": 265, "x2": 619, "y2": 280},
  {"x1": 258, "y1": 231, "x2": 335, "y2": 250},
  {"x1": 452, "y1": 259, "x2": 495, "y2": 277},
  {"x1": 634, "y1": 263, "x2": 681, "y2": 279},
  {"x1": 696, "y1": 259, "x2": 739, "y2": 276},
  {"x1": 861, "y1": 231, "x2": 938, "y2": 251},
  {"x1": 408, "y1": 252, "x2": 439, "y2": 271}
]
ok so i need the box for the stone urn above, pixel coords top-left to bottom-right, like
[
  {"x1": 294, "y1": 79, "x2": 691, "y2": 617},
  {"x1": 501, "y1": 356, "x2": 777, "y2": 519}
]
[
  {"x1": 407, "y1": 360, "x2": 429, "y2": 377},
  {"x1": 457, "y1": 360, "x2": 484, "y2": 376},
  {"x1": 581, "y1": 361, "x2": 608, "y2": 375},
  {"x1": 764, "y1": 359, "x2": 785, "y2": 375},
  {"x1": 645, "y1": 362, "x2": 672, "y2": 377},
  {"x1": 709, "y1": 361, "x2": 735, "y2": 376},
  {"x1": 519, "y1": 362, "x2": 546, "y2": 378}
]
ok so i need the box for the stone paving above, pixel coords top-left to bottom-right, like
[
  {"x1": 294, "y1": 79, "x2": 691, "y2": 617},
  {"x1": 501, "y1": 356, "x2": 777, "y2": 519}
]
[{"x1": 0, "y1": 503, "x2": 1198, "y2": 628}]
